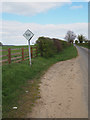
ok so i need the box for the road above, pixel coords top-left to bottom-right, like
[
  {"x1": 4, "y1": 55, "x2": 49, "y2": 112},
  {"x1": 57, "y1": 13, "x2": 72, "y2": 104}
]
[
  {"x1": 75, "y1": 45, "x2": 88, "y2": 109},
  {"x1": 27, "y1": 46, "x2": 88, "y2": 118}
]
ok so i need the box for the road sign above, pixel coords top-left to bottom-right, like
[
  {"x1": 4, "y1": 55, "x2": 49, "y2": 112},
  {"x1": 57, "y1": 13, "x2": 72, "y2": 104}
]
[
  {"x1": 23, "y1": 29, "x2": 34, "y2": 66},
  {"x1": 23, "y1": 29, "x2": 34, "y2": 41}
]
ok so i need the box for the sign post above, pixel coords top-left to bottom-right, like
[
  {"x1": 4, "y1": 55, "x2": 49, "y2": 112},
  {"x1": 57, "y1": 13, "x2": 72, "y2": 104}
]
[
  {"x1": 28, "y1": 40, "x2": 31, "y2": 65},
  {"x1": 23, "y1": 29, "x2": 34, "y2": 66}
]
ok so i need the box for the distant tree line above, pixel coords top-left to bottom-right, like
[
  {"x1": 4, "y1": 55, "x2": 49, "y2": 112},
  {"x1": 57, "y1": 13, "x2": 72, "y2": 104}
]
[
  {"x1": 64, "y1": 30, "x2": 88, "y2": 44},
  {"x1": 77, "y1": 34, "x2": 88, "y2": 43}
]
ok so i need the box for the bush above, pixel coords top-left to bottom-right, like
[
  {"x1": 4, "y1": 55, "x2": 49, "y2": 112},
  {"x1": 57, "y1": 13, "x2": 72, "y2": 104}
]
[
  {"x1": 36, "y1": 37, "x2": 69, "y2": 58},
  {"x1": 52, "y1": 38, "x2": 62, "y2": 52},
  {"x1": 0, "y1": 42, "x2": 3, "y2": 46},
  {"x1": 75, "y1": 40, "x2": 78, "y2": 44},
  {"x1": 61, "y1": 40, "x2": 70, "y2": 48},
  {"x1": 36, "y1": 37, "x2": 57, "y2": 58}
]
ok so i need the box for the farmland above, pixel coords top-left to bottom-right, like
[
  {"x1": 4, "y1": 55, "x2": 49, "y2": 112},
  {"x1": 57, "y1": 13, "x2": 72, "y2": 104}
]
[
  {"x1": 2, "y1": 43, "x2": 77, "y2": 118},
  {"x1": 2, "y1": 45, "x2": 37, "y2": 64}
]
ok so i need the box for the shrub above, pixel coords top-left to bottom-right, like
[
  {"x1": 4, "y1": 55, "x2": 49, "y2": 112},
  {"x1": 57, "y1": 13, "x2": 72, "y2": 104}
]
[
  {"x1": 36, "y1": 37, "x2": 57, "y2": 58},
  {"x1": 36, "y1": 37, "x2": 69, "y2": 58},
  {"x1": 0, "y1": 42, "x2": 3, "y2": 46},
  {"x1": 75, "y1": 40, "x2": 78, "y2": 44},
  {"x1": 52, "y1": 38, "x2": 62, "y2": 52},
  {"x1": 61, "y1": 40, "x2": 70, "y2": 48}
]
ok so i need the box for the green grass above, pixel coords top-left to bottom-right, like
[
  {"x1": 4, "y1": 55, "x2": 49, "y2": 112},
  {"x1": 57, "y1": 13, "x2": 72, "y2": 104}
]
[
  {"x1": 2, "y1": 45, "x2": 28, "y2": 55},
  {"x1": 2, "y1": 45, "x2": 35, "y2": 49},
  {"x1": 2, "y1": 45, "x2": 37, "y2": 61},
  {"x1": 77, "y1": 43, "x2": 90, "y2": 49},
  {"x1": 2, "y1": 44, "x2": 77, "y2": 118}
]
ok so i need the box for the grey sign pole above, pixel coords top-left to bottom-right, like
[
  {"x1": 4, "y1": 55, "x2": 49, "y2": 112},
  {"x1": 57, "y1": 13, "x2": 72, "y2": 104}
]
[
  {"x1": 28, "y1": 40, "x2": 31, "y2": 66},
  {"x1": 23, "y1": 29, "x2": 34, "y2": 66}
]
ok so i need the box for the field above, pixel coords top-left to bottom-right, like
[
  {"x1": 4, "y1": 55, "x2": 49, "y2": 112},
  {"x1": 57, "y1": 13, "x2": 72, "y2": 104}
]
[
  {"x1": 2, "y1": 45, "x2": 29, "y2": 55},
  {"x1": 2, "y1": 45, "x2": 38, "y2": 64},
  {"x1": 2, "y1": 44, "x2": 78, "y2": 118}
]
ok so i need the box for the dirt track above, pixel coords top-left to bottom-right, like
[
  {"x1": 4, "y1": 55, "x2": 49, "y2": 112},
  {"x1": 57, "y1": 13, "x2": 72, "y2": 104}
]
[{"x1": 27, "y1": 57, "x2": 88, "y2": 118}]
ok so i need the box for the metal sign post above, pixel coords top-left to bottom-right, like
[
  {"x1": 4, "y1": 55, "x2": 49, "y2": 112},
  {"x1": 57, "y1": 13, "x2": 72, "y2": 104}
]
[
  {"x1": 28, "y1": 40, "x2": 31, "y2": 65},
  {"x1": 23, "y1": 29, "x2": 34, "y2": 66}
]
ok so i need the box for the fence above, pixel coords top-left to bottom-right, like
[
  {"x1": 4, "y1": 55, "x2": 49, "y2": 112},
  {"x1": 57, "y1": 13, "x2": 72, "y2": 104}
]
[{"x1": 0, "y1": 46, "x2": 38, "y2": 65}]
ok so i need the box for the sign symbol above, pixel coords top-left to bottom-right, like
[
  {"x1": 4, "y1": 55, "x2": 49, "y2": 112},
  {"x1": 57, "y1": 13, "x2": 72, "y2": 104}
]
[
  {"x1": 23, "y1": 29, "x2": 34, "y2": 66},
  {"x1": 23, "y1": 29, "x2": 34, "y2": 41}
]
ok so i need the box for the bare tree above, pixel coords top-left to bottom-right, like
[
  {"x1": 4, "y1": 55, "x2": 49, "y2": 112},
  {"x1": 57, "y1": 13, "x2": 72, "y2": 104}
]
[{"x1": 65, "y1": 30, "x2": 76, "y2": 43}]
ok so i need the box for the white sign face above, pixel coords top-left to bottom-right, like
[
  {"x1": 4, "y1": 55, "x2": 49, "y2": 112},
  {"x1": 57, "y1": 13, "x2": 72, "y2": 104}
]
[{"x1": 23, "y1": 29, "x2": 34, "y2": 40}]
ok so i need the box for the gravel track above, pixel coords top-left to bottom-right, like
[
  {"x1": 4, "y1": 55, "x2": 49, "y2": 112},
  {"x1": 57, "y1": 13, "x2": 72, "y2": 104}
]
[{"x1": 27, "y1": 56, "x2": 88, "y2": 118}]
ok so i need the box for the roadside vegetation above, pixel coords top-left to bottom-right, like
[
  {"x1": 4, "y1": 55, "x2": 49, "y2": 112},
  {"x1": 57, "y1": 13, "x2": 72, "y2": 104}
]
[
  {"x1": 74, "y1": 34, "x2": 90, "y2": 49},
  {"x1": 76, "y1": 43, "x2": 90, "y2": 49},
  {"x1": 2, "y1": 37, "x2": 77, "y2": 118}
]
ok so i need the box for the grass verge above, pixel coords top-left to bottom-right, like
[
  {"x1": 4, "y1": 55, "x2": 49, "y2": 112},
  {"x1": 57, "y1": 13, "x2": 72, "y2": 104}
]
[
  {"x1": 2, "y1": 45, "x2": 77, "y2": 118},
  {"x1": 76, "y1": 43, "x2": 90, "y2": 49}
]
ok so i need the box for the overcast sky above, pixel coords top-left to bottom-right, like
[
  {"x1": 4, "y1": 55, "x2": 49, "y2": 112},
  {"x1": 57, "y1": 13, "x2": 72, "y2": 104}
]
[{"x1": 0, "y1": 0, "x2": 88, "y2": 45}]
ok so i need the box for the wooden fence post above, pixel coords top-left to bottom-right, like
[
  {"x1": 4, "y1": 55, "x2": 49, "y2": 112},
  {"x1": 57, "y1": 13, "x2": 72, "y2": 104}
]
[
  {"x1": 8, "y1": 48, "x2": 11, "y2": 64},
  {"x1": 22, "y1": 48, "x2": 24, "y2": 61},
  {"x1": 36, "y1": 47, "x2": 37, "y2": 57},
  {"x1": 31, "y1": 47, "x2": 33, "y2": 58}
]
